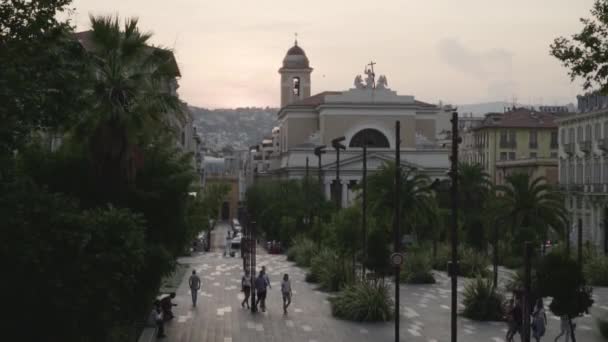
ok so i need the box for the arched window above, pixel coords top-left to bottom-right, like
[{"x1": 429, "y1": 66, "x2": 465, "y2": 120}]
[
  {"x1": 292, "y1": 77, "x2": 300, "y2": 96},
  {"x1": 349, "y1": 128, "x2": 390, "y2": 148}
]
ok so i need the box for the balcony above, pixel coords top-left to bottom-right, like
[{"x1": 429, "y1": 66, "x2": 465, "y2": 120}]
[
  {"x1": 584, "y1": 183, "x2": 607, "y2": 193},
  {"x1": 599, "y1": 138, "x2": 608, "y2": 152},
  {"x1": 580, "y1": 140, "x2": 592, "y2": 153},
  {"x1": 564, "y1": 143, "x2": 575, "y2": 155}
]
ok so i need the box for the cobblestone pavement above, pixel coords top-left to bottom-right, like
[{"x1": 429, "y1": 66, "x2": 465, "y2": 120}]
[{"x1": 163, "y1": 223, "x2": 608, "y2": 341}]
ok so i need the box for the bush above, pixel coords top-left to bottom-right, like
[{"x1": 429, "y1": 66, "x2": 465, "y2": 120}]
[
  {"x1": 286, "y1": 236, "x2": 317, "y2": 267},
  {"x1": 462, "y1": 278, "x2": 505, "y2": 321},
  {"x1": 311, "y1": 248, "x2": 352, "y2": 291},
  {"x1": 401, "y1": 251, "x2": 435, "y2": 284},
  {"x1": 459, "y1": 247, "x2": 489, "y2": 278},
  {"x1": 584, "y1": 255, "x2": 608, "y2": 286},
  {"x1": 432, "y1": 243, "x2": 450, "y2": 271},
  {"x1": 330, "y1": 282, "x2": 393, "y2": 322}
]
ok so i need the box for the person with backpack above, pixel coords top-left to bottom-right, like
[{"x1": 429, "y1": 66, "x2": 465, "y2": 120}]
[
  {"x1": 241, "y1": 270, "x2": 252, "y2": 309},
  {"x1": 532, "y1": 298, "x2": 547, "y2": 341},
  {"x1": 189, "y1": 270, "x2": 201, "y2": 307}
]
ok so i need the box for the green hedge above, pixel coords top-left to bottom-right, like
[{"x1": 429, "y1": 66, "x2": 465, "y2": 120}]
[
  {"x1": 286, "y1": 236, "x2": 317, "y2": 267},
  {"x1": 401, "y1": 251, "x2": 435, "y2": 284},
  {"x1": 309, "y1": 248, "x2": 352, "y2": 291},
  {"x1": 584, "y1": 255, "x2": 608, "y2": 286},
  {"x1": 330, "y1": 282, "x2": 393, "y2": 322}
]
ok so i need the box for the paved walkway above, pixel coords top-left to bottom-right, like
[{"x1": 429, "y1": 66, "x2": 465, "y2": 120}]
[{"x1": 162, "y1": 222, "x2": 608, "y2": 341}]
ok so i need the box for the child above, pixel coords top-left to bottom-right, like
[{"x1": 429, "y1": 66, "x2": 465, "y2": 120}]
[{"x1": 281, "y1": 274, "x2": 292, "y2": 315}]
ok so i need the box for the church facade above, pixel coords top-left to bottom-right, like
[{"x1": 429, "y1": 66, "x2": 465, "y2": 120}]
[{"x1": 247, "y1": 41, "x2": 451, "y2": 207}]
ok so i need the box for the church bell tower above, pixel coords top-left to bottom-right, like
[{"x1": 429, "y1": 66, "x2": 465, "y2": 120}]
[{"x1": 279, "y1": 39, "x2": 313, "y2": 107}]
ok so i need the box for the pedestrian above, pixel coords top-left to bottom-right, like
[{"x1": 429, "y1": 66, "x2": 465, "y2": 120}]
[
  {"x1": 505, "y1": 298, "x2": 516, "y2": 342},
  {"x1": 224, "y1": 232, "x2": 231, "y2": 257},
  {"x1": 255, "y1": 269, "x2": 268, "y2": 312},
  {"x1": 153, "y1": 300, "x2": 166, "y2": 338},
  {"x1": 189, "y1": 270, "x2": 201, "y2": 307},
  {"x1": 160, "y1": 293, "x2": 177, "y2": 321},
  {"x1": 241, "y1": 270, "x2": 251, "y2": 309},
  {"x1": 532, "y1": 298, "x2": 547, "y2": 341},
  {"x1": 261, "y1": 266, "x2": 271, "y2": 289},
  {"x1": 554, "y1": 315, "x2": 573, "y2": 342},
  {"x1": 281, "y1": 274, "x2": 292, "y2": 315},
  {"x1": 506, "y1": 296, "x2": 523, "y2": 342}
]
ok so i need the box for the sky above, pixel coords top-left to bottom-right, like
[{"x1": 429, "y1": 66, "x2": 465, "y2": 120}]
[{"x1": 71, "y1": 0, "x2": 594, "y2": 109}]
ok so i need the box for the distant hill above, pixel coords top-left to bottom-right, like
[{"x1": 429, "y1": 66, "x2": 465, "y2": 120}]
[{"x1": 189, "y1": 106, "x2": 278, "y2": 152}]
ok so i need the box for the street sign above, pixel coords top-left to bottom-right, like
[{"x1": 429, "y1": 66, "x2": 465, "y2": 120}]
[{"x1": 390, "y1": 253, "x2": 404, "y2": 267}]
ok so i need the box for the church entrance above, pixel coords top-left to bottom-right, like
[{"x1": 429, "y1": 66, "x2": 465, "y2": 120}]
[{"x1": 221, "y1": 202, "x2": 229, "y2": 221}]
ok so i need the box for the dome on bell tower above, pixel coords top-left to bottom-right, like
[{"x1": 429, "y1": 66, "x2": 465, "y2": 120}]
[{"x1": 281, "y1": 41, "x2": 310, "y2": 69}]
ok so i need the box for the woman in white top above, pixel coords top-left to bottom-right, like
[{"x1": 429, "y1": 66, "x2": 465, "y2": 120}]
[{"x1": 281, "y1": 274, "x2": 292, "y2": 315}]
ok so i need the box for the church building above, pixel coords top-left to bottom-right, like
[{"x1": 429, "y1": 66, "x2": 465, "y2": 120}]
[{"x1": 247, "y1": 40, "x2": 451, "y2": 207}]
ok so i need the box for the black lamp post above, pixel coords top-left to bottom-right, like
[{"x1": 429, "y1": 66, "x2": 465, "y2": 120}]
[
  {"x1": 314, "y1": 145, "x2": 327, "y2": 195},
  {"x1": 448, "y1": 111, "x2": 462, "y2": 342},
  {"x1": 332, "y1": 136, "x2": 346, "y2": 209},
  {"x1": 250, "y1": 219, "x2": 257, "y2": 313},
  {"x1": 362, "y1": 137, "x2": 368, "y2": 280},
  {"x1": 393, "y1": 121, "x2": 401, "y2": 342}
]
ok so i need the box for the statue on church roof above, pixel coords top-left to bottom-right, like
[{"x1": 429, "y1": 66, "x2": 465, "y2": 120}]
[
  {"x1": 377, "y1": 75, "x2": 388, "y2": 89},
  {"x1": 364, "y1": 65, "x2": 375, "y2": 88},
  {"x1": 354, "y1": 75, "x2": 365, "y2": 89}
]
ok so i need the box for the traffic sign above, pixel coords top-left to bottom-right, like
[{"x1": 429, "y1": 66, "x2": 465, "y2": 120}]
[{"x1": 390, "y1": 253, "x2": 404, "y2": 267}]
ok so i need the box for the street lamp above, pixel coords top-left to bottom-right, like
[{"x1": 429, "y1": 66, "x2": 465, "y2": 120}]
[
  {"x1": 332, "y1": 137, "x2": 346, "y2": 209},
  {"x1": 448, "y1": 111, "x2": 462, "y2": 342},
  {"x1": 393, "y1": 121, "x2": 401, "y2": 342},
  {"x1": 314, "y1": 145, "x2": 327, "y2": 193}
]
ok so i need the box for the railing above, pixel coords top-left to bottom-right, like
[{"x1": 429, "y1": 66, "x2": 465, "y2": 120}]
[{"x1": 599, "y1": 138, "x2": 608, "y2": 152}]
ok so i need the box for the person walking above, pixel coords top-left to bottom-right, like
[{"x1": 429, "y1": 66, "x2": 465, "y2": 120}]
[
  {"x1": 532, "y1": 298, "x2": 547, "y2": 341},
  {"x1": 189, "y1": 270, "x2": 201, "y2": 307},
  {"x1": 261, "y1": 266, "x2": 271, "y2": 289},
  {"x1": 255, "y1": 270, "x2": 268, "y2": 312},
  {"x1": 224, "y1": 232, "x2": 231, "y2": 257},
  {"x1": 554, "y1": 315, "x2": 572, "y2": 342},
  {"x1": 506, "y1": 297, "x2": 523, "y2": 342},
  {"x1": 241, "y1": 270, "x2": 252, "y2": 309},
  {"x1": 281, "y1": 274, "x2": 292, "y2": 315},
  {"x1": 153, "y1": 300, "x2": 166, "y2": 338}
]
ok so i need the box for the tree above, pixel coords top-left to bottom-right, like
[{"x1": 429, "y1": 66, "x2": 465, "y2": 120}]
[
  {"x1": 0, "y1": 0, "x2": 88, "y2": 177},
  {"x1": 496, "y1": 173, "x2": 567, "y2": 253},
  {"x1": 72, "y1": 15, "x2": 183, "y2": 200},
  {"x1": 538, "y1": 253, "x2": 594, "y2": 342},
  {"x1": 459, "y1": 163, "x2": 492, "y2": 251},
  {"x1": 550, "y1": 0, "x2": 608, "y2": 93},
  {"x1": 366, "y1": 162, "x2": 436, "y2": 240}
]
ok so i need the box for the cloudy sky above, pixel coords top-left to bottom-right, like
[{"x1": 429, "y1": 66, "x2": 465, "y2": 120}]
[{"x1": 72, "y1": 0, "x2": 593, "y2": 108}]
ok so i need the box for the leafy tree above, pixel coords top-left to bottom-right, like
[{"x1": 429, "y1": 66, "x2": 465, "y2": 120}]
[
  {"x1": 0, "y1": 0, "x2": 88, "y2": 176},
  {"x1": 538, "y1": 253, "x2": 594, "y2": 342},
  {"x1": 496, "y1": 173, "x2": 566, "y2": 253},
  {"x1": 551, "y1": 0, "x2": 608, "y2": 93}
]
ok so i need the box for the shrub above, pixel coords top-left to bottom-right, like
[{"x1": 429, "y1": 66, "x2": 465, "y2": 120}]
[
  {"x1": 330, "y1": 282, "x2": 393, "y2": 322},
  {"x1": 459, "y1": 247, "x2": 489, "y2": 278},
  {"x1": 401, "y1": 251, "x2": 435, "y2": 284},
  {"x1": 432, "y1": 243, "x2": 450, "y2": 271},
  {"x1": 584, "y1": 255, "x2": 608, "y2": 286},
  {"x1": 462, "y1": 278, "x2": 505, "y2": 321},
  {"x1": 286, "y1": 236, "x2": 317, "y2": 267},
  {"x1": 312, "y1": 248, "x2": 352, "y2": 291}
]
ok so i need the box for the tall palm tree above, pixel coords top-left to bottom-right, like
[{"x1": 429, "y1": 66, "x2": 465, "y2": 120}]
[
  {"x1": 496, "y1": 173, "x2": 567, "y2": 249},
  {"x1": 74, "y1": 16, "x2": 183, "y2": 197},
  {"x1": 458, "y1": 163, "x2": 492, "y2": 251},
  {"x1": 366, "y1": 162, "x2": 436, "y2": 240}
]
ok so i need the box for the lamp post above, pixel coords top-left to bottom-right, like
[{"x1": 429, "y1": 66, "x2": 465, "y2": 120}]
[
  {"x1": 332, "y1": 136, "x2": 346, "y2": 209},
  {"x1": 314, "y1": 145, "x2": 327, "y2": 196},
  {"x1": 362, "y1": 137, "x2": 368, "y2": 280},
  {"x1": 250, "y1": 219, "x2": 257, "y2": 313},
  {"x1": 448, "y1": 111, "x2": 462, "y2": 342},
  {"x1": 393, "y1": 121, "x2": 401, "y2": 342}
]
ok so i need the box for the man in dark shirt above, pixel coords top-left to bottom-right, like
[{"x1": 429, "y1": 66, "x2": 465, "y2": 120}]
[{"x1": 255, "y1": 270, "x2": 268, "y2": 312}]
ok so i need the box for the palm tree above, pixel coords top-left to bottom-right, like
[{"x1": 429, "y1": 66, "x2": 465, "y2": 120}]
[
  {"x1": 496, "y1": 173, "x2": 567, "y2": 252},
  {"x1": 458, "y1": 163, "x2": 492, "y2": 251},
  {"x1": 74, "y1": 16, "x2": 183, "y2": 198},
  {"x1": 366, "y1": 162, "x2": 436, "y2": 241}
]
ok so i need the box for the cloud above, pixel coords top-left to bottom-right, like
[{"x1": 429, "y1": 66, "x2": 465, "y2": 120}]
[{"x1": 437, "y1": 38, "x2": 513, "y2": 80}]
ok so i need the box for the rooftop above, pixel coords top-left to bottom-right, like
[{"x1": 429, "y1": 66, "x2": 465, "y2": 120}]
[{"x1": 476, "y1": 108, "x2": 557, "y2": 130}]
